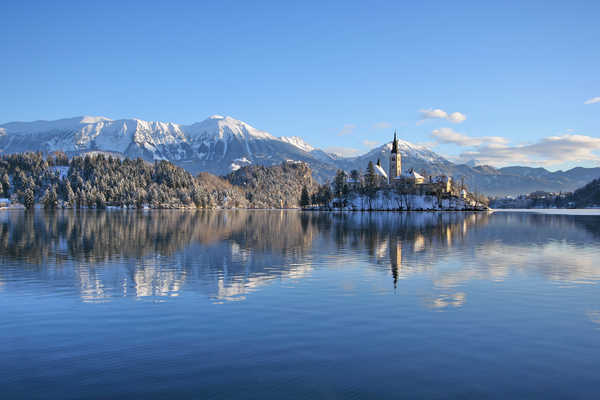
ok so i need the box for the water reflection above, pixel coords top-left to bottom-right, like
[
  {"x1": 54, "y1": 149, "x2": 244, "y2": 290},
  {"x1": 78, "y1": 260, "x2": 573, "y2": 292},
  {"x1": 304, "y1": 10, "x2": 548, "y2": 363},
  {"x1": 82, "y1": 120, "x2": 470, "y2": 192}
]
[{"x1": 0, "y1": 210, "x2": 599, "y2": 304}]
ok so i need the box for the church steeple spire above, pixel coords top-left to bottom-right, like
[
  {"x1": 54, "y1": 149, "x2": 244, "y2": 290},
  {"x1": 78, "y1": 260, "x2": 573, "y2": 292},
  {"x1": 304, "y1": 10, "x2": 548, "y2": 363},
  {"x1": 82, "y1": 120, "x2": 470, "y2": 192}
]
[
  {"x1": 391, "y1": 130, "x2": 398, "y2": 154},
  {"x1": 389, "y1": 130, "x2": 401, "y2": 180}
]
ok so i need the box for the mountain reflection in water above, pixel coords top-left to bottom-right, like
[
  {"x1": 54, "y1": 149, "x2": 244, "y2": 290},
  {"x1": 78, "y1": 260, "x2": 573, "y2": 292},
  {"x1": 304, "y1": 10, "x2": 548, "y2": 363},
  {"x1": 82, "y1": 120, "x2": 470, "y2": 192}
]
[
  {"x1": 0, "y1": 210, "x2": 599, "y2": 304},
  {"x1": 3, "y1": 210, "x2": 600, "y2": 399}
]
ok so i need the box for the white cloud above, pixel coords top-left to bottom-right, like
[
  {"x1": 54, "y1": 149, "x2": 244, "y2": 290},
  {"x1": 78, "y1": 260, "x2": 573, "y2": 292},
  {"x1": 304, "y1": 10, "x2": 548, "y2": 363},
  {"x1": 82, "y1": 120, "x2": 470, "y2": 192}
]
[
  {"x1": 432, "y1": 128, "x2": 600, "y2": 167},
  {"x1": 372, "y1": 121, "x2": 392, "y2": 130},
  {"x1": 419, "y1": 108, "x2": 467, "y2": 124},
  {"x1": 337, "y1": 124, "x2": 356, "y2": 136},
  {"x1": 432, "y1": 128, "x2": 507, "y2": 147},
  {"x1": 362, "y1": 140, "x2": 380, "y2": 149},
  {"x1": 421, "y1": 109, "x2": 448, "y2": 119},
  {"x1": 477, "y1": 134, "x2": 600, "y2": 166},
  {"x1": 584, "y1": 97, "x2": 600, "y2": 105},
  {"x1": 325, "y1": 146, "x2": 362, "y2": 157},
  {"x1": 447, "y1": 112, "x2": 467, "y2": 123}
]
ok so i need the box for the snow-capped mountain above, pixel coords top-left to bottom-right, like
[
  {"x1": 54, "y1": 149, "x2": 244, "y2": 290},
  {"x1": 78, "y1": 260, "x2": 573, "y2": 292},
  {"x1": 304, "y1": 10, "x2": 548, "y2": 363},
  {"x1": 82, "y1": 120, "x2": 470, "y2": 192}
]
[
  {"x1": 1, "y1": 114, "x2": 599, "y2": 196},
  {"x1": 0, "y1": 115, "x2": 339, "y2": 181},
  {"x1": 279, "y1": 136, "x2": 315, "y2": 153},
  {"x1": 0, "y1": 116, "x2": 190, "y2": 161},
  {"x1": 185, "y1": 114, "x2": 277, "y2": 161},
  {"x1": 178, "y1": 115, "x2": 341, "y2": 178}
]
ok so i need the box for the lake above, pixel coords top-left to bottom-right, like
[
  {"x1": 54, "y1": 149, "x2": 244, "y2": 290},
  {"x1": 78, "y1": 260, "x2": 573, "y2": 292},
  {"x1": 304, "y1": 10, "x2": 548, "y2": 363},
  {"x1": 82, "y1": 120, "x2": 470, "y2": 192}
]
[{"x1": 1, "y1": 210, "x2": 599, "y2": 399}]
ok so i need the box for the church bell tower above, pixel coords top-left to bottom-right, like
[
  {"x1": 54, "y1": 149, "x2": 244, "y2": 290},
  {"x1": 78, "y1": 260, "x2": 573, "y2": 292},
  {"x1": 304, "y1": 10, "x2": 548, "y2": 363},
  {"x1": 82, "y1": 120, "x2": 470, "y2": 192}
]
[{"x1": 389, "y1": 130, "x2": 401, "y2": 180}]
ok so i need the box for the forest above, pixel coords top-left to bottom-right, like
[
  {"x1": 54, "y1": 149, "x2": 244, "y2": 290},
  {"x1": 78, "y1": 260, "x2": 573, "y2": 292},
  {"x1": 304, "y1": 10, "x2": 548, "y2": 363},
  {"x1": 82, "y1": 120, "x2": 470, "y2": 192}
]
[
  {"x1": 0, "y1": 152, "x2": 315, "y2": 209},
  {"x1": 571, "y1": 177, "x2": 600, "y2": 208}
]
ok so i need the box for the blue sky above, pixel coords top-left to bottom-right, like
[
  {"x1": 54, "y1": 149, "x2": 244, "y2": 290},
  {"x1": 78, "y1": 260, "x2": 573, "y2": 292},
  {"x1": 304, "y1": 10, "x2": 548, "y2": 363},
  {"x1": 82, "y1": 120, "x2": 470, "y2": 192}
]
[{"x1": 1, "y1": 0, "x2": 599, "y2": 169}]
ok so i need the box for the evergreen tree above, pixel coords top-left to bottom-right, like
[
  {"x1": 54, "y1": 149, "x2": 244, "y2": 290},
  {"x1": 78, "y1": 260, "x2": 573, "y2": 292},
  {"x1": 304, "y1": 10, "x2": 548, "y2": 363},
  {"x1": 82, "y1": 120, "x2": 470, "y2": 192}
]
[
  {"x1": 333, "y1": 170, "x2": 347, "y2": 204},
  {"x1": 23, "y1": 188, "x2": 35, "y2": 209},
  {"x1": 65, "y1": 180, "x2": 76, "y2": 207},
  {"x1": 42, "y1": 186, "x2": 58, "y2": 209},
  {"x1": 135, "y1": 189, "x2": 146, "y2": 209},
  {"x1": 1, "y1": 173, "x2": 10, "y2": 198},
  {"x1": 364, "y1": 161, "x2": 379, "y2": 209},
  {"x1": 300, "y1": 186, "x2": 310, "y2": 207},
  {"x1": 76, "y1": 189, "x2": 86, "y2": 209},
  {"x1": 95, "y1": 192, "x2": 107, "y2": 209},
  {"x1": 365, "y1": 161, "x2": 377, "y2": 189},
  {"x1": 316, "y1": 184, "x2": 332, "y2": 207},
  {"x1": 191, "y1": 187, "x2": 202, "y2": 208},
  {"x1": 342, "y1": 182, "x2": 350, "y2": 206}
]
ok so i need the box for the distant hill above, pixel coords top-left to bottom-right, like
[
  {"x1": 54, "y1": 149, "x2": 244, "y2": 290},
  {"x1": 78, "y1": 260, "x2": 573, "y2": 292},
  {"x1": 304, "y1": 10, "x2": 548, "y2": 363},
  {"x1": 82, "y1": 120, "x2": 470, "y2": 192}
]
[
  {"x1": 2, "y1": 115, "x2": 599, "y2": 196},
  {"x1": 226, "y1": 161, "x2": 316, "y2": 209},
  {"x1": 572, "y1": 178, "x2": 600, "y2": 208},
  {"x1": 470, "y1": 165, "x2": 600, "y2": 197},
  {"x1": 330, "y1": 143, "x2": 600, "y2": 196}
]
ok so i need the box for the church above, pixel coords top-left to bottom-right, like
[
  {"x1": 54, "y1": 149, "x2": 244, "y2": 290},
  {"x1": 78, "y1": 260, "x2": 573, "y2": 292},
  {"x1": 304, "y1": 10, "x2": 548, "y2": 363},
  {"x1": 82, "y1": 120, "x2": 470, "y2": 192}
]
[{"x1": 385, "y1": 131, "x2": 457, "y2": 196}]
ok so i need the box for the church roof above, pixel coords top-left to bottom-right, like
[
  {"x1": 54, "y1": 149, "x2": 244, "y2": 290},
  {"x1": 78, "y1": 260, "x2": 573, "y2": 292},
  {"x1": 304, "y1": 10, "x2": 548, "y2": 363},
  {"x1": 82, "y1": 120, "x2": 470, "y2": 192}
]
[
  {"x1": 374, "y1": 164, "x2": 388, "y2": 179},
  {"x1": 403, "y1": 169, "x2": 424, "y2": 180}
]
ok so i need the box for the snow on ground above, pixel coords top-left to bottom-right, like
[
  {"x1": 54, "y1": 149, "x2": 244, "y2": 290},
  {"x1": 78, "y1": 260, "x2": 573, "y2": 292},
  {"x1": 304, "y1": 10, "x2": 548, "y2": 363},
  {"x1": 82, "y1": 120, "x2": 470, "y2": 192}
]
[
  {"x1": 230, "y1": 157, "x2": 253, "y2": 171},
  {"x1": 332, "y1": 192, "x2": 472, "y2": 211}
]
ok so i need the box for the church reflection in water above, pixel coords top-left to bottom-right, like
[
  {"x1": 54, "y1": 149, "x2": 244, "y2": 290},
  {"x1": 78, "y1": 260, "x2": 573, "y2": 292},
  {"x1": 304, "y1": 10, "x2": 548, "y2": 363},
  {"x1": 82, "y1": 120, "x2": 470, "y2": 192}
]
[
  {"x1": 0, "y1": 210, "x2": 599, "y2": 303},
  {"x1": 390, "y1": 239, "x2": 401, "y2": 289}
]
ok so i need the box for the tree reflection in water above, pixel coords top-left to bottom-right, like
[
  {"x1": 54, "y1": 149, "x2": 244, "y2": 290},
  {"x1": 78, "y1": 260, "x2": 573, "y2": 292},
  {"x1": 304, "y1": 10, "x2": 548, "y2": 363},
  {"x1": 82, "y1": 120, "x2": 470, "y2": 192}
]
[{"x1": 0, "y1": 210, "x2": 599, "y2": 303}]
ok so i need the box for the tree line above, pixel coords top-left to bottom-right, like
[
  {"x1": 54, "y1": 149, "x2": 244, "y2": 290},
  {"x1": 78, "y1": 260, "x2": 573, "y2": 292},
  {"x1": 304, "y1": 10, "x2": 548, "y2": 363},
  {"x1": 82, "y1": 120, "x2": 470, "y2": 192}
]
[
  {"x1": 300, "y1": 162, "x2": 379, "y2": 208},
  {"x1": 299, "y1": 161, "x2": 483, "y2": 210},
  {"x1": 571, "y1": 178, "x2": 600, "y2": 208},
  {"x1": 0, "y1": 152, "x2": 316, "y2": 210}
]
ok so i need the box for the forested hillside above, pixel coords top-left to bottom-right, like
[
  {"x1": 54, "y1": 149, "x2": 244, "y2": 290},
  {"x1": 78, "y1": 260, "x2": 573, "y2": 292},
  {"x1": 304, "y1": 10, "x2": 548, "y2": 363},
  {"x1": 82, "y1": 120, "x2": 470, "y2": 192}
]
[
  {"x1": 0, "y1": 152, "x2": 313, "y2": 209},
  {"x1": 572, "y1": 178, "x2": 600, "y2": 208},
  {"x1": 226, "y1": 161, "x2": 317, "y2": 208}
]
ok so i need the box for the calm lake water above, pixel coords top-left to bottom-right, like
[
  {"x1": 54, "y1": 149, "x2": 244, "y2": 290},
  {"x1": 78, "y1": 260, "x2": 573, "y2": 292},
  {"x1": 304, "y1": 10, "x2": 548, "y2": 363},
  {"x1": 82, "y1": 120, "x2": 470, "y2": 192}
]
[{"x1": 1, "y1": 210, "x2": 600, "y2": 399}]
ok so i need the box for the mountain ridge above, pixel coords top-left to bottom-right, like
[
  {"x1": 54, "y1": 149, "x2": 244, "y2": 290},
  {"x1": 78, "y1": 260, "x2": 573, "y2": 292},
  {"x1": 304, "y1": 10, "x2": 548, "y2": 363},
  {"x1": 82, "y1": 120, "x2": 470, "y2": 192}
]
[{"x1": 1, "y1": 115, "x2": 599, "y2": 196}]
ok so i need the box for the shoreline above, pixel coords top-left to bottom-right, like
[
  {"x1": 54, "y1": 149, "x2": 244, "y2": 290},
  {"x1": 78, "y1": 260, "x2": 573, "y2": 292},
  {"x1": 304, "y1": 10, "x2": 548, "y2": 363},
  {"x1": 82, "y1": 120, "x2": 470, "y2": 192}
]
[{"x1": 0, "y1": 205, "x2": 491, "y2": 212}]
